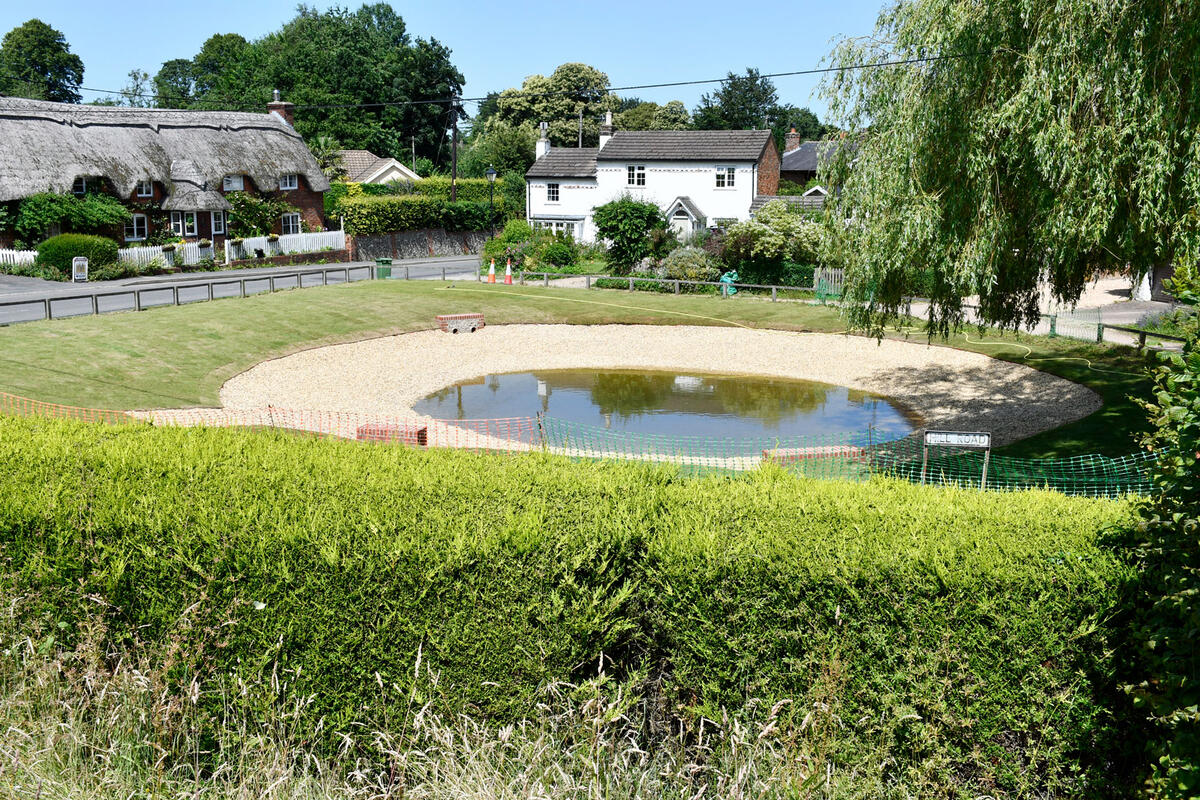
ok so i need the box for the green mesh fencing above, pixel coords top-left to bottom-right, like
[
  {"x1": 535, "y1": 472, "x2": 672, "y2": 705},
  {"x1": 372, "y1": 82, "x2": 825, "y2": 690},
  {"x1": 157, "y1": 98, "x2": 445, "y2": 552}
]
[{"x1": 536, "y1": 417, "x2": 1155, "y2": 498}]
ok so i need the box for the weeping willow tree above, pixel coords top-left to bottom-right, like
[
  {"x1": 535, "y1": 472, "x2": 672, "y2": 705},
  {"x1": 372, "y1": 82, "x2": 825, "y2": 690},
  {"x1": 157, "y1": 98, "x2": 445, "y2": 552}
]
[{"x1": 820, "y1": 0, "x2": 1200, "y2": 334}]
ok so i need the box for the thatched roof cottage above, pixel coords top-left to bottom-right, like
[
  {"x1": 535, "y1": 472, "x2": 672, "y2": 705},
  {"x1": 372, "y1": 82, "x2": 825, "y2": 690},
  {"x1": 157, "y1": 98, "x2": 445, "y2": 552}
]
[{"x1": 0, "y1": 93, "x2": 329, "y2": 246}]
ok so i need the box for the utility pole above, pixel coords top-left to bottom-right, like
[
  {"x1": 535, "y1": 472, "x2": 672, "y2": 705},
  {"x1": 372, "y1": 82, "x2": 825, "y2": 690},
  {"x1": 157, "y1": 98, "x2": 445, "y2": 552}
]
[
  {"x1": 578, "y1": 105, "x2": 583, "y2": 147},
  {"x1": 411, "y1": 135, "x2": 416, "y2": 172},
  {"x1": 450, "y1": 95, "x2": 460, "y2": 201}
]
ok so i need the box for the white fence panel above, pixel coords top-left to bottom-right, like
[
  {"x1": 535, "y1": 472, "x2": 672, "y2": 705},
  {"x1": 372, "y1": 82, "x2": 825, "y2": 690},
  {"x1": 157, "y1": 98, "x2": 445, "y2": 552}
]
[
  {"x1": 814, "y1": 267, "x2": 845, "y2": 294},
  {"x1": 225, "y1": 230, "x2": 346, "y2": 263},
  {"x1": 0, "y1": 248, "x2": 37, "y2": 267},
  {"x1": 117, "y1": 245, "x2": 167, "y2": 267}
]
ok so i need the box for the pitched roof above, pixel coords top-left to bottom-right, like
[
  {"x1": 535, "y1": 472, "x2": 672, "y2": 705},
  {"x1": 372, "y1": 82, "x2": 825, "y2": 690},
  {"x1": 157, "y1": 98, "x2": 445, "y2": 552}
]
[
  {"x1": 0, "y1": 96, "x2": 330, "y2": 203},
  {"x1": 525, "y1": 147, "x2": 599, "y2": 178},
  {"x1": 781, "y1": 139, "x2": 856, "y2": 173},
  {"x1": 597, "y1": 130, "x2": 772, "y2": 162},
  {"x1": 666, "y1": 196, "x2": 705, "y2": 221},
  {"x1": 337, "y1": 149, "x2": 418, "y2": 183}
]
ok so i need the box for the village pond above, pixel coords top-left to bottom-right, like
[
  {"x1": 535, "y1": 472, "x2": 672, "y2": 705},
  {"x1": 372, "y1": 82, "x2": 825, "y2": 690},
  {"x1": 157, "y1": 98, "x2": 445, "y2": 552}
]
[{"x1": 413, "y1": 369, "x2": 918, "y2": 440}]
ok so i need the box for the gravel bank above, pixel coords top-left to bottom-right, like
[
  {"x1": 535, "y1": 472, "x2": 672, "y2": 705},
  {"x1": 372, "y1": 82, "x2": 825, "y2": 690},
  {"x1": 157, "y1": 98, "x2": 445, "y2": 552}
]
[{"x1": 217, "y1": 324, "x2": 1101, "y2": 445}]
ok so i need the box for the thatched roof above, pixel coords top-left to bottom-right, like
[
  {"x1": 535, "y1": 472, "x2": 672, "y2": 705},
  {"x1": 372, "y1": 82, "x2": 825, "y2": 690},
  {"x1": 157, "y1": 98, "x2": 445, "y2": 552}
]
[
  {"x1": 0, "y1": 96, "x2": 331, "y2": 203},
  {"x1": 161, "y1": 160, "x2": 231, "y2": 212}
]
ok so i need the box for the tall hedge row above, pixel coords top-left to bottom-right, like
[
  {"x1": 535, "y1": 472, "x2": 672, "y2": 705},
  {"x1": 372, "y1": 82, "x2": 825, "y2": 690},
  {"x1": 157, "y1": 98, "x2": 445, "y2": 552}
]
[
  {"x1": 337, "y1": 195, "x2": 505, "y2": 235},
  {"x1": 324, "y1": 178, "x2": 507, "y2": 218},
  {"x1": 0, "y1": 416, "x2": 1140, "y2": 796}
]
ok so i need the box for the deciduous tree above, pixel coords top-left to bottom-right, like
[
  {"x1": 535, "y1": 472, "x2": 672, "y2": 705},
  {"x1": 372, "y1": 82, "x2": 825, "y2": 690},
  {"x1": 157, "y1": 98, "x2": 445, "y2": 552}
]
[
  {"x1": 820, "y1": 0, "x2": 1200, "y2": 334},
  {"x1": 0, "y1": 19, "x2": 84, "y2": 103}
]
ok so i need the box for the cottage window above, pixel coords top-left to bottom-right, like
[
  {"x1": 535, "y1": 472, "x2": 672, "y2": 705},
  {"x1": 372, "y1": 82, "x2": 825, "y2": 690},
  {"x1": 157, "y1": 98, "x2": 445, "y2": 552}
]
[
  {"x1": 281, "y1": 213, "x2": 302, "y2": 235},
  {"x1": 211, "y1": 211, "x2": 226, "y2": 236},
  {"x1": 546, "y1": 183, "x2": 559, "y2": 202},
  {"x1": 279, "y1": 173, "x2": 299, "y2": 191},
  {"x1": 72, "y1": 177, "x2": 88, "y2": 195},
  {"x1": 715, "y1": 166, "x2": 736, "y2": 188},
  {"x1": 222, "y1": 175, "x2": 245, "y2": 192},
  {"x1": 124, "y1": 214, "x2": 148, "y2": 242},
  {"x1": 170, "y1": 211, "x2": 183, "y2": 236},
  {"x1": 136, "y1": 180, "x2": 153, "y2": 198},
  {"x1": 183, "y1": 212, "x2": 197, "y2": 236},
  {"x1": 627, "y1": 165, "x2": 645, "y2": 186}
]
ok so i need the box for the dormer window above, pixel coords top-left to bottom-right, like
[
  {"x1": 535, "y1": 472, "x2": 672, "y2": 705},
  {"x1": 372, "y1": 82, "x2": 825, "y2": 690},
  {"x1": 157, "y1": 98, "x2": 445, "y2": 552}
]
[
  {"x1": 715, "y1": 166, "x2": 736, "y2": 188},
  {"x1": 222, "y1": 175, "x2": 244, "y2": 192},
  {"x1": 72, "y1": 177, "x2": 88, "y2": 195},
  {"x1": 279, "y1": 173, "x2": 299, "y2": 191},
  {"x1": 627, "y1": 165, "x2": 645, "y2": 186},
  {"x1": 135, "y1": 180, "x2": 153, "y2": 197}
]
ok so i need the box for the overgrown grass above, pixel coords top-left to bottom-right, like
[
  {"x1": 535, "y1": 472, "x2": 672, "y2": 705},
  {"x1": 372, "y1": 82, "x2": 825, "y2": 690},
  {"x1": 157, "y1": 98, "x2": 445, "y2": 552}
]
[
  {"x1": 0, "y1": 279, "x2": 1158, "y2": 455},
  {"x1": 0, "y1": 415, "x2": 1142, "y2": 797}
]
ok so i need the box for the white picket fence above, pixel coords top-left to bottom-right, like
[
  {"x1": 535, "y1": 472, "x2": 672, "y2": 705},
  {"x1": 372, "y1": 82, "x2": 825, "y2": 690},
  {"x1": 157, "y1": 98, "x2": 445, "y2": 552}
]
[
  {"x1": 224, "y1": 230, "x2": 345, "y2": 263},
  {"x1": 0, "y1": 248, "x2": 37, "y2": 267},
  {"x1": 117, "y1": 242, "x2": 216, "y2": 268}
]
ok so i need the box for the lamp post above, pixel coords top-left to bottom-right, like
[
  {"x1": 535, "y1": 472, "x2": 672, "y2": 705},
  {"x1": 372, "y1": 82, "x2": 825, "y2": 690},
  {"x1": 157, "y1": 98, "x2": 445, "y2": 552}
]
[{"x1": 484, "y1": 165, "x2": 498, "y2": 240}]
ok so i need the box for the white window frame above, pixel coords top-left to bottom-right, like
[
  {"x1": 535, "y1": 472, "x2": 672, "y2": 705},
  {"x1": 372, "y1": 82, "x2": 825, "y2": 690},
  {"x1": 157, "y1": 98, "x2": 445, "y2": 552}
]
[
  {"x1": 183, "y1": 212, "x2": 197, "y2": 237},
  {"x1": 136, "y1": 180, "x2": 153, "y2": 198},
  {"x1": 222, "y1": 175, "x2": 244, "y2": 192},
  {"x1": 279, "y1": 173, "x2": 299, "y2": 191},
  {"x1": 281, "y1": 213, "x2": 302, "y2": 235},
  {"x1": 72, "y1": 177, "x2": 87, "y2": 195},
  {"x1": 210, "y1": 210, "x2": 226, "y2": 236},
  {"x1": 170, "y1": 211, "x2": 184, "y2": 236},
  {"x1": 546, "y1": 183, "x2": 559, "y2": 202},
  {"x1": 124, "y1": 213, "x2": 148, "y2": 242},
  {"x1": 627, "y1": 165, "x2": 645, "y2": 186},
  {"x1": 715, "y1": 166, "x2": 736, "y2": 188}
]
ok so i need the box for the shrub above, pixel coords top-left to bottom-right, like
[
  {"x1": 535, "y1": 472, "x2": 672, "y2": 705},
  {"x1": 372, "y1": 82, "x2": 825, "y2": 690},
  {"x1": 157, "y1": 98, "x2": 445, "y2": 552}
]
[
  {"x1": 15, "y1": 192, "x2": 131, "y2": 240},
  {"x1": 1125, "y1": 269, "x2": 1200, "y2": 797},
  {"x1": 0, "y1": 415, "x2": 1139, "y2": 795},
  {"x1": 34, "y1": 233, "x2": 118, "y2": 271},
  {"x1": 592, "y1": 197, "x2": 666, "y2": 274},
  {"x1": 660, "y1": 246, "x2": 720, "y2": 287},
  {"x1": 339, "y1": 195, "x2": 504, "y2": 235},
  {"x1": 541, "y1": 236, "x2": 578, "y2": 268},
  {"x1": 226, "y1": 192, "x2": 298, "y2": 237}
]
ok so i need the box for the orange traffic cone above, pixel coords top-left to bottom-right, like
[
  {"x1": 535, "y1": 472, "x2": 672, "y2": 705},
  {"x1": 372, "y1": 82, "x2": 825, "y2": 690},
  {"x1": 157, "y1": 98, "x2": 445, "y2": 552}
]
[
  {"x1": 487, "y1": 259, "x2": 496, "y2": 283},
  {"x1": 504, "y1": 259, "x2": 513, "y2": 285}
]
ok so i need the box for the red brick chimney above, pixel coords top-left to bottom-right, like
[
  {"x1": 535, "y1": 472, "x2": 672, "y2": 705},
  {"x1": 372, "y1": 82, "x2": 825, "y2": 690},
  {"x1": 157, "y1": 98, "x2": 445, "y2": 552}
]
[
  {"x1": 267, "y1": 88, "x2": 295, "y2": 127},
  {"x1": 784, "y1": 127, "x2": 802, "y2": 153}
]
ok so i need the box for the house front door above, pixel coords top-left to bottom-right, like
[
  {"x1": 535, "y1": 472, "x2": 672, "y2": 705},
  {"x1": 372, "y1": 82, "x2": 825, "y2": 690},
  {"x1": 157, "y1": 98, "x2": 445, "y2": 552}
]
[{"x1": 670, "y1": 210, "x2": 692, "y2": 239}]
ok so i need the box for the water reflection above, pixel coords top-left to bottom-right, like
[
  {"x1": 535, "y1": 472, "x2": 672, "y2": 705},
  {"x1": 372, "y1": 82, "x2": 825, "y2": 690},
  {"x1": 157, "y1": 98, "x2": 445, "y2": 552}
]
[{"x1": 414, "y1": 369, "x2": 916, "y2": 439}]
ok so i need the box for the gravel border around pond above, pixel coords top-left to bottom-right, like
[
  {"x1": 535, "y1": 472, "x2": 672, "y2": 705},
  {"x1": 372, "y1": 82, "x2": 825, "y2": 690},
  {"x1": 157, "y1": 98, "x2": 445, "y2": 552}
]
[{"x1": 216, "y1": 324, "x2": 1101, "y2": 445}]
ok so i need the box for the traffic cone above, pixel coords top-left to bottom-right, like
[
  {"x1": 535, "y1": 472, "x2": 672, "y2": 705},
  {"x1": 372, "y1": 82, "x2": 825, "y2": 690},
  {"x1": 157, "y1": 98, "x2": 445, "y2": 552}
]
[
  {"x1": 487, "y1": 259, "x2": 496, "y2": 283},
  {"x1": 504, "y1": 259, "x2": 513, "y2": 285}
]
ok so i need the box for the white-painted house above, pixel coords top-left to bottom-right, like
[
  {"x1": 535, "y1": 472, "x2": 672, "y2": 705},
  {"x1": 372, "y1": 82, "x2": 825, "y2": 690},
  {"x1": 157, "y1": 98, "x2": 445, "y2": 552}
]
[{"x1": 525, "y1": 115, "x2": 781, "y2": 242}]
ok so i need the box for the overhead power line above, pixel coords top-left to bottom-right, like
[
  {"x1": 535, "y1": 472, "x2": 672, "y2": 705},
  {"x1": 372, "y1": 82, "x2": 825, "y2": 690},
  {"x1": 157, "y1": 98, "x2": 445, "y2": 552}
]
[{"x1": 0, "y1": 51, "x2": 985, "y2": 114}]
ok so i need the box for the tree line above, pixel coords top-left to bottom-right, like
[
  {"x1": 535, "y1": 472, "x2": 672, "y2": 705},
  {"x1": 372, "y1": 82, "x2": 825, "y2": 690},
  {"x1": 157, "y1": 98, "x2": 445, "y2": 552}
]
[{"x1": 0, "y1": 10, "x2": 830, "y2": 178}]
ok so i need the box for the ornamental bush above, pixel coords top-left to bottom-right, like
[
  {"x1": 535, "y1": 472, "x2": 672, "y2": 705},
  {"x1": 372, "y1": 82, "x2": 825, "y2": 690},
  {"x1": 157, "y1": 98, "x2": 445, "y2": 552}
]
[
  {"x1": 660, "y1": 246, "x2": 720, "y2": 285},
  {"x1": 16, "y1": 192, "x2": 131, "y2": 240},
  {"x1": 34, "y1": 233, "x2": 118, "y2": 271},
  {"x1": 339, "y1": 196, "x2": 504, "y2": 235},
  {"x1": 591, "y1": 196, "x2": 666, "y2": 274}
]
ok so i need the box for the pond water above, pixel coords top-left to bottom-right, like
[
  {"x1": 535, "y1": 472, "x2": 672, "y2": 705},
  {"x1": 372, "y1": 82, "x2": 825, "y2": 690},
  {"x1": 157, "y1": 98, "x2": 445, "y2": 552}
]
[{"x1": 413, "y1": 369, "x2": 917, "y2": 440}]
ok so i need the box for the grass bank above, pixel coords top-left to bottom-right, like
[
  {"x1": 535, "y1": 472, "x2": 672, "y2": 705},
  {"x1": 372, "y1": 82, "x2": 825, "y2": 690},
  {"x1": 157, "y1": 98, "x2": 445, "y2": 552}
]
[
  {"x1": 0, "y1": 279, "x2": 1156, "y2": 456},
  {"x1": 0, "y1": 415, "x2": 1141, "y2": 797}
]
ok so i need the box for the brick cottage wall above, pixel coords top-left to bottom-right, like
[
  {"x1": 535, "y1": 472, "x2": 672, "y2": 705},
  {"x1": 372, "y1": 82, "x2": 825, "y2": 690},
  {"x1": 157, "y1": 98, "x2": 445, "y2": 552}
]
[
  {"x1": 277, "y1": 174, "x2": 326, "y2": 234},
  {"x1": 757, "y1": 140, "x2": 781, "y2": 196}
]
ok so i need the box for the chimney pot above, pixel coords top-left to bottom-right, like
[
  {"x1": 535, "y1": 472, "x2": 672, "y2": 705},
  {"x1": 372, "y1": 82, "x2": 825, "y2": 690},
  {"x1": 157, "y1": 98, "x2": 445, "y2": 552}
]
[
  {"x1": 267, "y1": 89, "x2": 295, "y2": 127},
  {"x1": 784, "y1": 126, "x2": 802, "y2": 153},
  {"x1": 536, "y1": 121, "x2": 551, "y2": 159},
  {"x1": 599, "y1": 111, "x2": 614, "y2": 150}
]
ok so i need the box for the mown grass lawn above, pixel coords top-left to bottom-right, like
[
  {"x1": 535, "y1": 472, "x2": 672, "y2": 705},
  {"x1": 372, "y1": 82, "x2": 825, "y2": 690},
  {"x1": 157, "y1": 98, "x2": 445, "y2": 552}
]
[{"x1": 0, "y1": 278, "x2": 1157, "y2": 456}]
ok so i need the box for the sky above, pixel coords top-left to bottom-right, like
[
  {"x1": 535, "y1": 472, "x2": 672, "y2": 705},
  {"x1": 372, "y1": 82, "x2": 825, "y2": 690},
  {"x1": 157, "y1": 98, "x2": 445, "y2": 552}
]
[{"x1": 0, "y1": 0, "x2": 886, "y2": 122}]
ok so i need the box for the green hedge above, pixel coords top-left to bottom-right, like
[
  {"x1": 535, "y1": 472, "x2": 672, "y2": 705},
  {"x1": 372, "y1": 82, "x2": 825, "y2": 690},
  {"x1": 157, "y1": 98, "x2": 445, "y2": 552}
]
[
  {"x1": 338, "y1": 195, "x2": 504, "y2": 234},
  {"x1": 325, "y1": 178, "x2": 508, "y2": 218},
  {"x1": 34, "y1": 233, "x2": 119, "y2": 271},
  {"x1": 0, "y1": 415, "x2": 1139, "y2": 795}
]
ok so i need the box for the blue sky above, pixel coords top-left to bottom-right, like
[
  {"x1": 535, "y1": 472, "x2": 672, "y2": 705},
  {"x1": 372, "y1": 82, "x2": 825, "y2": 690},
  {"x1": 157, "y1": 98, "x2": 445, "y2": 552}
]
[{"x1": 0, "y1": 0, "x2": 885, "y2": 122}]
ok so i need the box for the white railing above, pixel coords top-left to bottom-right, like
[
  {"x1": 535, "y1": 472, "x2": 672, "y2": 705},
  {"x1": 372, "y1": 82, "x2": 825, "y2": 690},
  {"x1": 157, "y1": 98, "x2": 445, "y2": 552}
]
[
  {"x1": 224, "y1": 230, "x2": 346, "y2": 263},
  {"x1": 0, "y1": 248, "x2": 37, "y2": 267},
  {"x1": 117, "y1": 245, "x2": 168, "y2": 267}
]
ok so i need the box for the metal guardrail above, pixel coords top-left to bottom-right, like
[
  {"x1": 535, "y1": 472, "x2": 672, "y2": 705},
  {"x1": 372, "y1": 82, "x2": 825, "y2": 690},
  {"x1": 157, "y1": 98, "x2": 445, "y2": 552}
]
[{"x1": 0, "y1": 264, "x2": 374, "y2": 326}]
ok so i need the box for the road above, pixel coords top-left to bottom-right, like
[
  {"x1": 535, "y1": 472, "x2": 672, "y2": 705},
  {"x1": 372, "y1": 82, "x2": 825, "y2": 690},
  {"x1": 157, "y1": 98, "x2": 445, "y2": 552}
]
[{"x1": 0, "y1": 255, "x2": 481, "y2": 326}]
